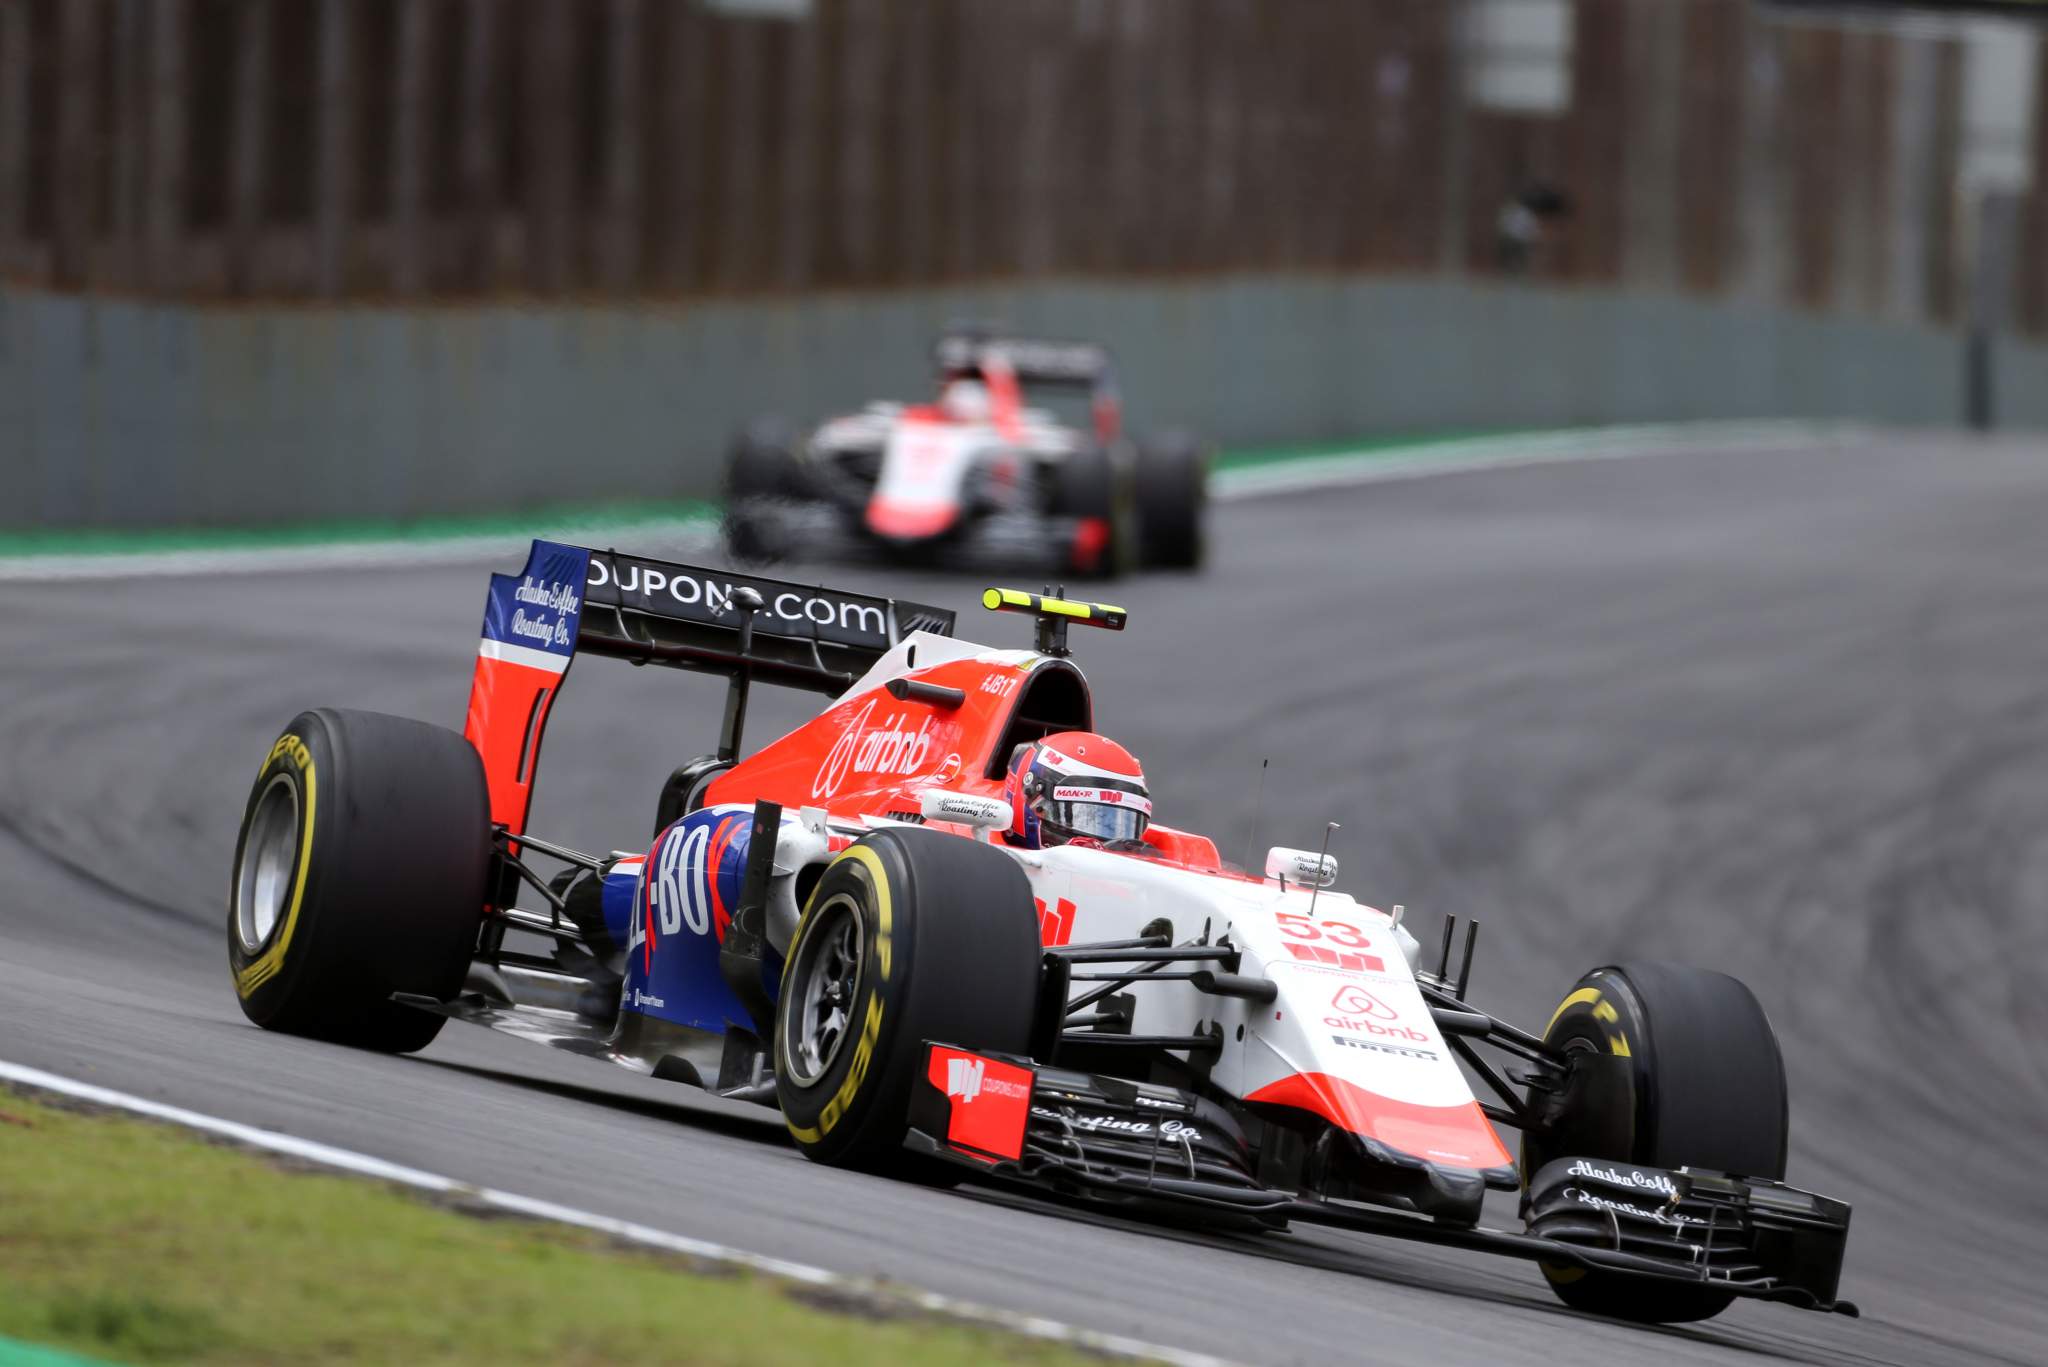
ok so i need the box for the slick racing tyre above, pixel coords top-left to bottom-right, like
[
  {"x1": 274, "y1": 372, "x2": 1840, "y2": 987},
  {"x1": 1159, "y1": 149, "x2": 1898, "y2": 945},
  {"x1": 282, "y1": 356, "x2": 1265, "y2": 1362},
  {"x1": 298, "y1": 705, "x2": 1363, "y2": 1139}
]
[
  {"x1": 1050, "y1": 447, "x2": 1135, "y2": 578},
  {"x1": 723, "y1": 418, "x2": 807, "y2": 564},
  {"x1": 1523, "y1": 961, "x2": 1789, "y2": 1324},
  {"x1": 1134, "y1": 432, "x2": 1208, "y2": 571},
  {"x1": 228, "y1": 708, "x2": 490, "y2": 1054},
  {"x1": 775, "y1": 827, "x2": 1040, "y2": 1176}
]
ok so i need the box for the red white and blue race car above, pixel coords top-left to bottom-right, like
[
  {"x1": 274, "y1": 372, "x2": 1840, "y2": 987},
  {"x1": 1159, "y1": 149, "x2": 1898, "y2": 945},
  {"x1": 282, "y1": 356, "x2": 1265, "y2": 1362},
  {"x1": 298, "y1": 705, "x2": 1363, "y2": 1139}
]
[
  {"x1": 227, "y1": 542, "x2": 1854, "y2": 1325},
  {"x1": 722, "y1": 331, "x2": 1207, "y2": 577}
]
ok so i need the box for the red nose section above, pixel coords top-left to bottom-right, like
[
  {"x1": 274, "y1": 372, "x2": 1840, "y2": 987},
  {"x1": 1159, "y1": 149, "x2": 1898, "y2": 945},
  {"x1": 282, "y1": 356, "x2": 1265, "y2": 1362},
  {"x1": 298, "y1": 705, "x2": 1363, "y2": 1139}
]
[
  {"x1": 866, "y1": 496, "x2": 960, "y2": 540},
  {"x1": 1246, "y1": 1072, "x2": 1513, "y2": 1170}
]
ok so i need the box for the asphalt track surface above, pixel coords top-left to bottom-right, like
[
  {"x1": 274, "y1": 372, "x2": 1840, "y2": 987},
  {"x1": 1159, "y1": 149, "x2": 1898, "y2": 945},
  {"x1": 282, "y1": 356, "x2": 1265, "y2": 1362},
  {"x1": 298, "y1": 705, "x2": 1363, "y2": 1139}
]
[{"x1": 4, "y1": 433, "x2": 2045, "y2": 1366}]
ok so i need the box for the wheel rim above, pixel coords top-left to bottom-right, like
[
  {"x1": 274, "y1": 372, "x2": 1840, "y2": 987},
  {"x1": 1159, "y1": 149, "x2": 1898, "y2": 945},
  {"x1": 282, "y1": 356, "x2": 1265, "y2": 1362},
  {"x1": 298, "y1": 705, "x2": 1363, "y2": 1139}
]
[
  {"x1": 780, "y1": 891, "x2": 866, "y2": 1087},
  {"x1": 234, "y1": 774, "x2": 300, "y2": 955}
]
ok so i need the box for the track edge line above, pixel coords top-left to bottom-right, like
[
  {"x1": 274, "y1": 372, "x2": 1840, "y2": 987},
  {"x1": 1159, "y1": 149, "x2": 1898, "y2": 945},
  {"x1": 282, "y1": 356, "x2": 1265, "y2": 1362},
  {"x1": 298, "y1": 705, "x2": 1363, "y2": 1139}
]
[{"x1": 0, "y1": 1058, "x2": 1234, "y2": 1367}]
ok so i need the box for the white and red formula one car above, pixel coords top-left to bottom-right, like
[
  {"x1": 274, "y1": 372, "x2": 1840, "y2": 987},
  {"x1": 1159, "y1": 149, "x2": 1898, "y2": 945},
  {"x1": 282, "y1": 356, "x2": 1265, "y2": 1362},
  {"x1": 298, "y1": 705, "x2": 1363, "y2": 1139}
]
[
  {"x1": 722, "y1": 330, "x2": 1207, "y2": 577},
  {"x1": 227, "y1": 542, "x2": 1853, "y2": 1326}
]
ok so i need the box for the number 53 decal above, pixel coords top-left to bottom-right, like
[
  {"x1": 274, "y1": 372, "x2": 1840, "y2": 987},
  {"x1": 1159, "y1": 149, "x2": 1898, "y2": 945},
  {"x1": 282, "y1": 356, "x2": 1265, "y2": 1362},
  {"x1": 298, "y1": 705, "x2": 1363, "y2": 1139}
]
[{"x1": 1275, "y1": 912, "x2": 1373, "y2": 948}]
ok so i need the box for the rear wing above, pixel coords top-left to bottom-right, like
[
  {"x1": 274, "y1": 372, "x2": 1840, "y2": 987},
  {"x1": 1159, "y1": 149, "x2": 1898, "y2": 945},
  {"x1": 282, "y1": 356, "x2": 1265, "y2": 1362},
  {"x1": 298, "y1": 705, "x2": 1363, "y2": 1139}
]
[
  {"x1": 464, "y1": 539, "x2": 956, "y2": 832},
  {"x1": 933, "y1": 332, "x2": 1113, "y2": 389},
  {"x1": 933, "y1": 331, "x2": 1121, "y2": 442}
]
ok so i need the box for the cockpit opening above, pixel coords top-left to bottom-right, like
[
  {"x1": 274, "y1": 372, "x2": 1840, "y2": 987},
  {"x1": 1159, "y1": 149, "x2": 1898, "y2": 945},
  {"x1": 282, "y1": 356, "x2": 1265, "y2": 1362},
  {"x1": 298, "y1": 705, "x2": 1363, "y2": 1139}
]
[{"x1": 985, "y1": 661, "x2": 1092, "y2": 778}]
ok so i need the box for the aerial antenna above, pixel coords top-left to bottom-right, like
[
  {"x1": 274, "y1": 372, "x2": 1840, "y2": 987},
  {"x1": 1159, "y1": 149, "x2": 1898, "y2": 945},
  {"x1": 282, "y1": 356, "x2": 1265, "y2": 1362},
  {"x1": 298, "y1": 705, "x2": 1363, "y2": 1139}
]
[
  {"x1": 1242, "y1": 758, "x2": 1269, "y2": 874},
  {"x1": 1307, "y1": 821, "x2": 1340, "y2": 918}
]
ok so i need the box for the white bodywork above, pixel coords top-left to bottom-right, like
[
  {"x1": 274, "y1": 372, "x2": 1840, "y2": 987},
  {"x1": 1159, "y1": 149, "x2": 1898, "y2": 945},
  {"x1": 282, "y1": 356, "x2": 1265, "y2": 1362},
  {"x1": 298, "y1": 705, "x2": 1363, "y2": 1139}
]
[
  {"x1": 870, "y1": 422, "x2": 988, "y2": 529},
  {"x1": 760, "y1": 629, "x2": 1517, "y2": 1176},
  {"x1": 1014, "y1": 845, "x2": 1514, "y2": 1172}
]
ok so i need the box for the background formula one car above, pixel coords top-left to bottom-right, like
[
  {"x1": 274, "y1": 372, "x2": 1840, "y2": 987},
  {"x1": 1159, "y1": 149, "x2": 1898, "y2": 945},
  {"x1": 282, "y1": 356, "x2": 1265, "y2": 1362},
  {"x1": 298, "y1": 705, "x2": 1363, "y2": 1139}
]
[
  {"x1": 228, "y1": 542, "x2": 1854, "y2": 1326},
  {"x1": 722, "y1": 331, "x2": 1207, "y2": 577}
]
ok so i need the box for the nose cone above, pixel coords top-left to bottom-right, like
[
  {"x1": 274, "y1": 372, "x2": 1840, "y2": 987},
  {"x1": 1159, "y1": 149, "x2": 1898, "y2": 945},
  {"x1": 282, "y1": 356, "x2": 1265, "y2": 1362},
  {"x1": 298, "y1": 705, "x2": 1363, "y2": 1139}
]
[
  {"x1": 1246, "y1": 1069, "x2": 1513, "y2": 1172},
  {"x1": 1230, "y1": 890, "x2": 1515, "y2": 1184},
  {"x1": 865, "y1": 496, "x2": 960, "y2": 540}
]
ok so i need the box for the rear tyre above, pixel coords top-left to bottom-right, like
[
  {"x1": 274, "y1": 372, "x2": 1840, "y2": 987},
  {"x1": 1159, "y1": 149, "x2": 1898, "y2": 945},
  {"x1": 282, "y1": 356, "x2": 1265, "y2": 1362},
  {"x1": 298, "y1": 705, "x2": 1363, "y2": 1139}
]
[
  {"x1": 723, "y1": 419, "x2": 807, "y2": 563},
  {"x1": 1050, "y1": 447, "x2": 1135, "y2": 579},
  {"x1": 1523, "y1": 961, "x2": 1789, "y2": 1324},
  {"x1": 228, "y1": 708, "x2": 490, "y2": 1053},
  {"x1": 1134, "y1": 432, "x2": 1209, "y2": 570},
  {"x1": 774, "y1": 828, "x2": 1041, "y2": 1176}
]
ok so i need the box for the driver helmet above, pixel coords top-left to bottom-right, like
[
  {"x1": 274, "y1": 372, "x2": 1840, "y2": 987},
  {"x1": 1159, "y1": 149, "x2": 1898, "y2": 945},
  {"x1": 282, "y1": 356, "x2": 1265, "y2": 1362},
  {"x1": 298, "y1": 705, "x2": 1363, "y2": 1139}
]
[
  {"x1": 1004, "y1": 731, "x2": 1151, "y2": 848},
  {"x1": 939, "y1": 377, "x2": 992, "y2": 423}
]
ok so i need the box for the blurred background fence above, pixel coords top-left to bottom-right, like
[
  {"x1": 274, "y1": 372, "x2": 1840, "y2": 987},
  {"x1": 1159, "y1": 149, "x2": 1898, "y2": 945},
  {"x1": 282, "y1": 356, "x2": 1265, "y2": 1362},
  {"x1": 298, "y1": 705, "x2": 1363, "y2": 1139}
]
[{"x1": 4, "y1": 0, "x2": 2047, "y2": 529}]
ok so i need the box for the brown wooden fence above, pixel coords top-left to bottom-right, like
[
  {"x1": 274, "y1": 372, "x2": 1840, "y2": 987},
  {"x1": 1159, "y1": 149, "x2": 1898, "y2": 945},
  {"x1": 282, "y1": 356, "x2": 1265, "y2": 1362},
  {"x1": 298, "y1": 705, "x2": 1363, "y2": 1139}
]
[{"x1": 0, "y1": 0, "x2": 2037, "y2": 332}]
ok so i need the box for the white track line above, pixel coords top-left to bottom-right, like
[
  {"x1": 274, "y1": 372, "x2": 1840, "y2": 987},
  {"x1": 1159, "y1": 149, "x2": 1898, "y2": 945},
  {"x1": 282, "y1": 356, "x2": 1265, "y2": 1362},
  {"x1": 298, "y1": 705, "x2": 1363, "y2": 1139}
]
[
  {"x1": 0, "y1": 1058, "x2": 1230, "y2": 1367},
  {"x1": 1209, "y1": 419, "x2": 1865, "y2": 501},
  {"x1": 0, "y1": 420, "x2": 1861, "y2": 584}
]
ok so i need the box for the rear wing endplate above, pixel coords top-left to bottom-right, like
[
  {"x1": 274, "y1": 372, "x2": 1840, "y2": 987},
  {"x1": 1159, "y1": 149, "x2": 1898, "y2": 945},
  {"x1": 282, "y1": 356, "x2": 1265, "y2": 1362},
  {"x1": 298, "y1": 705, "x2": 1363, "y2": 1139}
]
[{"x1": 464, "y1": 539, "x2": 955, "y2": 832}]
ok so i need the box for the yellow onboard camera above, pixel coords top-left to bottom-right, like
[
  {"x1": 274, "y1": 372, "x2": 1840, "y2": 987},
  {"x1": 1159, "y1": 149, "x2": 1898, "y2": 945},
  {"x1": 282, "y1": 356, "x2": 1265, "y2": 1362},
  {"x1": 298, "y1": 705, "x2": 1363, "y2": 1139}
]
[{"x1": 981, "y1": 587, "x2": 1126, "y2": 656}]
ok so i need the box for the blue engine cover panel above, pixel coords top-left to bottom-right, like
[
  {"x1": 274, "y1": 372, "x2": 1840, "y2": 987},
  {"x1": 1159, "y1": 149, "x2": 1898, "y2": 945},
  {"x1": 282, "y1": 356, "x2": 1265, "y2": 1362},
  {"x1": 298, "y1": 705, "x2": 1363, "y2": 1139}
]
[{"x1": 617, "y1": 804, "x2": 784, "y2": 1032}]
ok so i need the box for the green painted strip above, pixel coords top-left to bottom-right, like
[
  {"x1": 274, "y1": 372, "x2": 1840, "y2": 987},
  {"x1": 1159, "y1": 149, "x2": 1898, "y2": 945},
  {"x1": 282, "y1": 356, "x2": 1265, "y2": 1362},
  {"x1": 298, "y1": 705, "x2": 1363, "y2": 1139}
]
[
  {"x1": 0, "y1": 426, "x2": 1538, "y2": 561},
  {"x1": 0, "y1": 1336, "x2": 118, "y2": 1367},
  {"x1": 0, "y1": 420, "x2": 1839, "y2": 567},
  {"x1": 0, "y1": 498, "x2": 717, "y2": 561}
]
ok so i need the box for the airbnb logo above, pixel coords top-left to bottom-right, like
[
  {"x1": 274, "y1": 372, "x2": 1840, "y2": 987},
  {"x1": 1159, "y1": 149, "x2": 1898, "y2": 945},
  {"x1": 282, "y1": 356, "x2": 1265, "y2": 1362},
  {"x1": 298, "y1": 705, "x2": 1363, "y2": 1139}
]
[
  {"x1": 811, "y1": 697, "x2": 936, "y2": 799},
  {"x1": 1331, "y1": 985, "x2": 1395, "y2": 1020},
  {"x1": 1323, "y1": 984, "x2": 1427, "y2": 1039}
]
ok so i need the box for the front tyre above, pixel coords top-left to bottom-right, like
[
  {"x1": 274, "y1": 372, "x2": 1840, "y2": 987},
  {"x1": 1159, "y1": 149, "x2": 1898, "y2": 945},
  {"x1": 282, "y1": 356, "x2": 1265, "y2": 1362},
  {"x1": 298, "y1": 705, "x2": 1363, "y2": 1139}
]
[
  {"x1": 1134, "y1": 432, "x2": 1209, "y2": 570},
  {"x1": 774, "y1": 828, "x2": 1041, "y2": 1174},
  {"x1": 228, "y1": 708, "x2": 490, "y2": 1053},
  {"x1": 1524, "y1": 961, "x2": 1789, "y2": 1324}
]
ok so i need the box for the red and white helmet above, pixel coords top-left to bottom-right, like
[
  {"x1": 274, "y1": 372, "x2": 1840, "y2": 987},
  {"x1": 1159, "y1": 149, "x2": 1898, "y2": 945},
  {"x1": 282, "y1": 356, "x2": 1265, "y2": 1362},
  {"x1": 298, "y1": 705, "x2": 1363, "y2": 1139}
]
[
  {"x1": 1003, "y1": 731, "x2": 1151, "y2": 848},
  {"x1": 939, "y1": 378, "x2": 992, "y2": 423}
]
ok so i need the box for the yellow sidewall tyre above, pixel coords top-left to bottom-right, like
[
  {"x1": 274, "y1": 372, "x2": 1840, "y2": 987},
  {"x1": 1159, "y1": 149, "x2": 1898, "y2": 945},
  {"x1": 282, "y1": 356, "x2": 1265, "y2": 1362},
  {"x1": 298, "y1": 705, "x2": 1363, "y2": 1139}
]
[
  {"x1": 228, "y1": 708, "x2": 489, "y2": 1054},
  {"x1": 775, "y1": 827, "x2": 1040, "y2": 1176},
  {"x1": 1523, "y1": 961, "x2": 1788, "y2": 1324}
]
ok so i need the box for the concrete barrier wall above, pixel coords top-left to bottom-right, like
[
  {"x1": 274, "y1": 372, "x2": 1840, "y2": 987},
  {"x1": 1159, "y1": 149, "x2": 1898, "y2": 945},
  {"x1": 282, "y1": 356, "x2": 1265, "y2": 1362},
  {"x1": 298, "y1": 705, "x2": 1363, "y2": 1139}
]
[{"x1": 4, "y1": 275, "x2": 2039, "y2": 531}]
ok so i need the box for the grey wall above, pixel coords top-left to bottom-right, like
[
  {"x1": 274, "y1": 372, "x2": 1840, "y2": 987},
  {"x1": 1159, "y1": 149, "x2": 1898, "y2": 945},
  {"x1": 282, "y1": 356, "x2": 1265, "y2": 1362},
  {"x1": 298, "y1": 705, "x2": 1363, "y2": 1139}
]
[{"x1": 4, "y1": 274, "x2": 2038, "y2": 531}]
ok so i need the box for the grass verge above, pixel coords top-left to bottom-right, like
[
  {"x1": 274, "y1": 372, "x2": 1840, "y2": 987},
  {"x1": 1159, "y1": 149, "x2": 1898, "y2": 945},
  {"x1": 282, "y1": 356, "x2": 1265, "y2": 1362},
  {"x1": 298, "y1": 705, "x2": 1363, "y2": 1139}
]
[{"x1": 0, "y1": 1087, "x2": 1099, "y2": 1367}]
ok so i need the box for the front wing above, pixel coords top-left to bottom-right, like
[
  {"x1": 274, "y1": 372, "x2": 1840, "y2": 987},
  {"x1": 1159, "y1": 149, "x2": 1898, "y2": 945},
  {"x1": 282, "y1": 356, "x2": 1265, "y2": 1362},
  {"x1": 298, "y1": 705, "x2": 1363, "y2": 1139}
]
[
  {"x1": 906, "y1": 1043, "x2": 1858, "y2": 1317},
  {"x1": 729, "y1": 497, "x2": 1101, "y2": 575}
]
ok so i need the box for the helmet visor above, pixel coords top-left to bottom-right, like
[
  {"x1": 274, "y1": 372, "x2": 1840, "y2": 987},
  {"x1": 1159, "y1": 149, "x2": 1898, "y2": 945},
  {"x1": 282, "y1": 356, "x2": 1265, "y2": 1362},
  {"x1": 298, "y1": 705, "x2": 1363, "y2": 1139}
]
[{"x1": 1042, "y1": 785, "x2": 1151, "y2": 844}]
